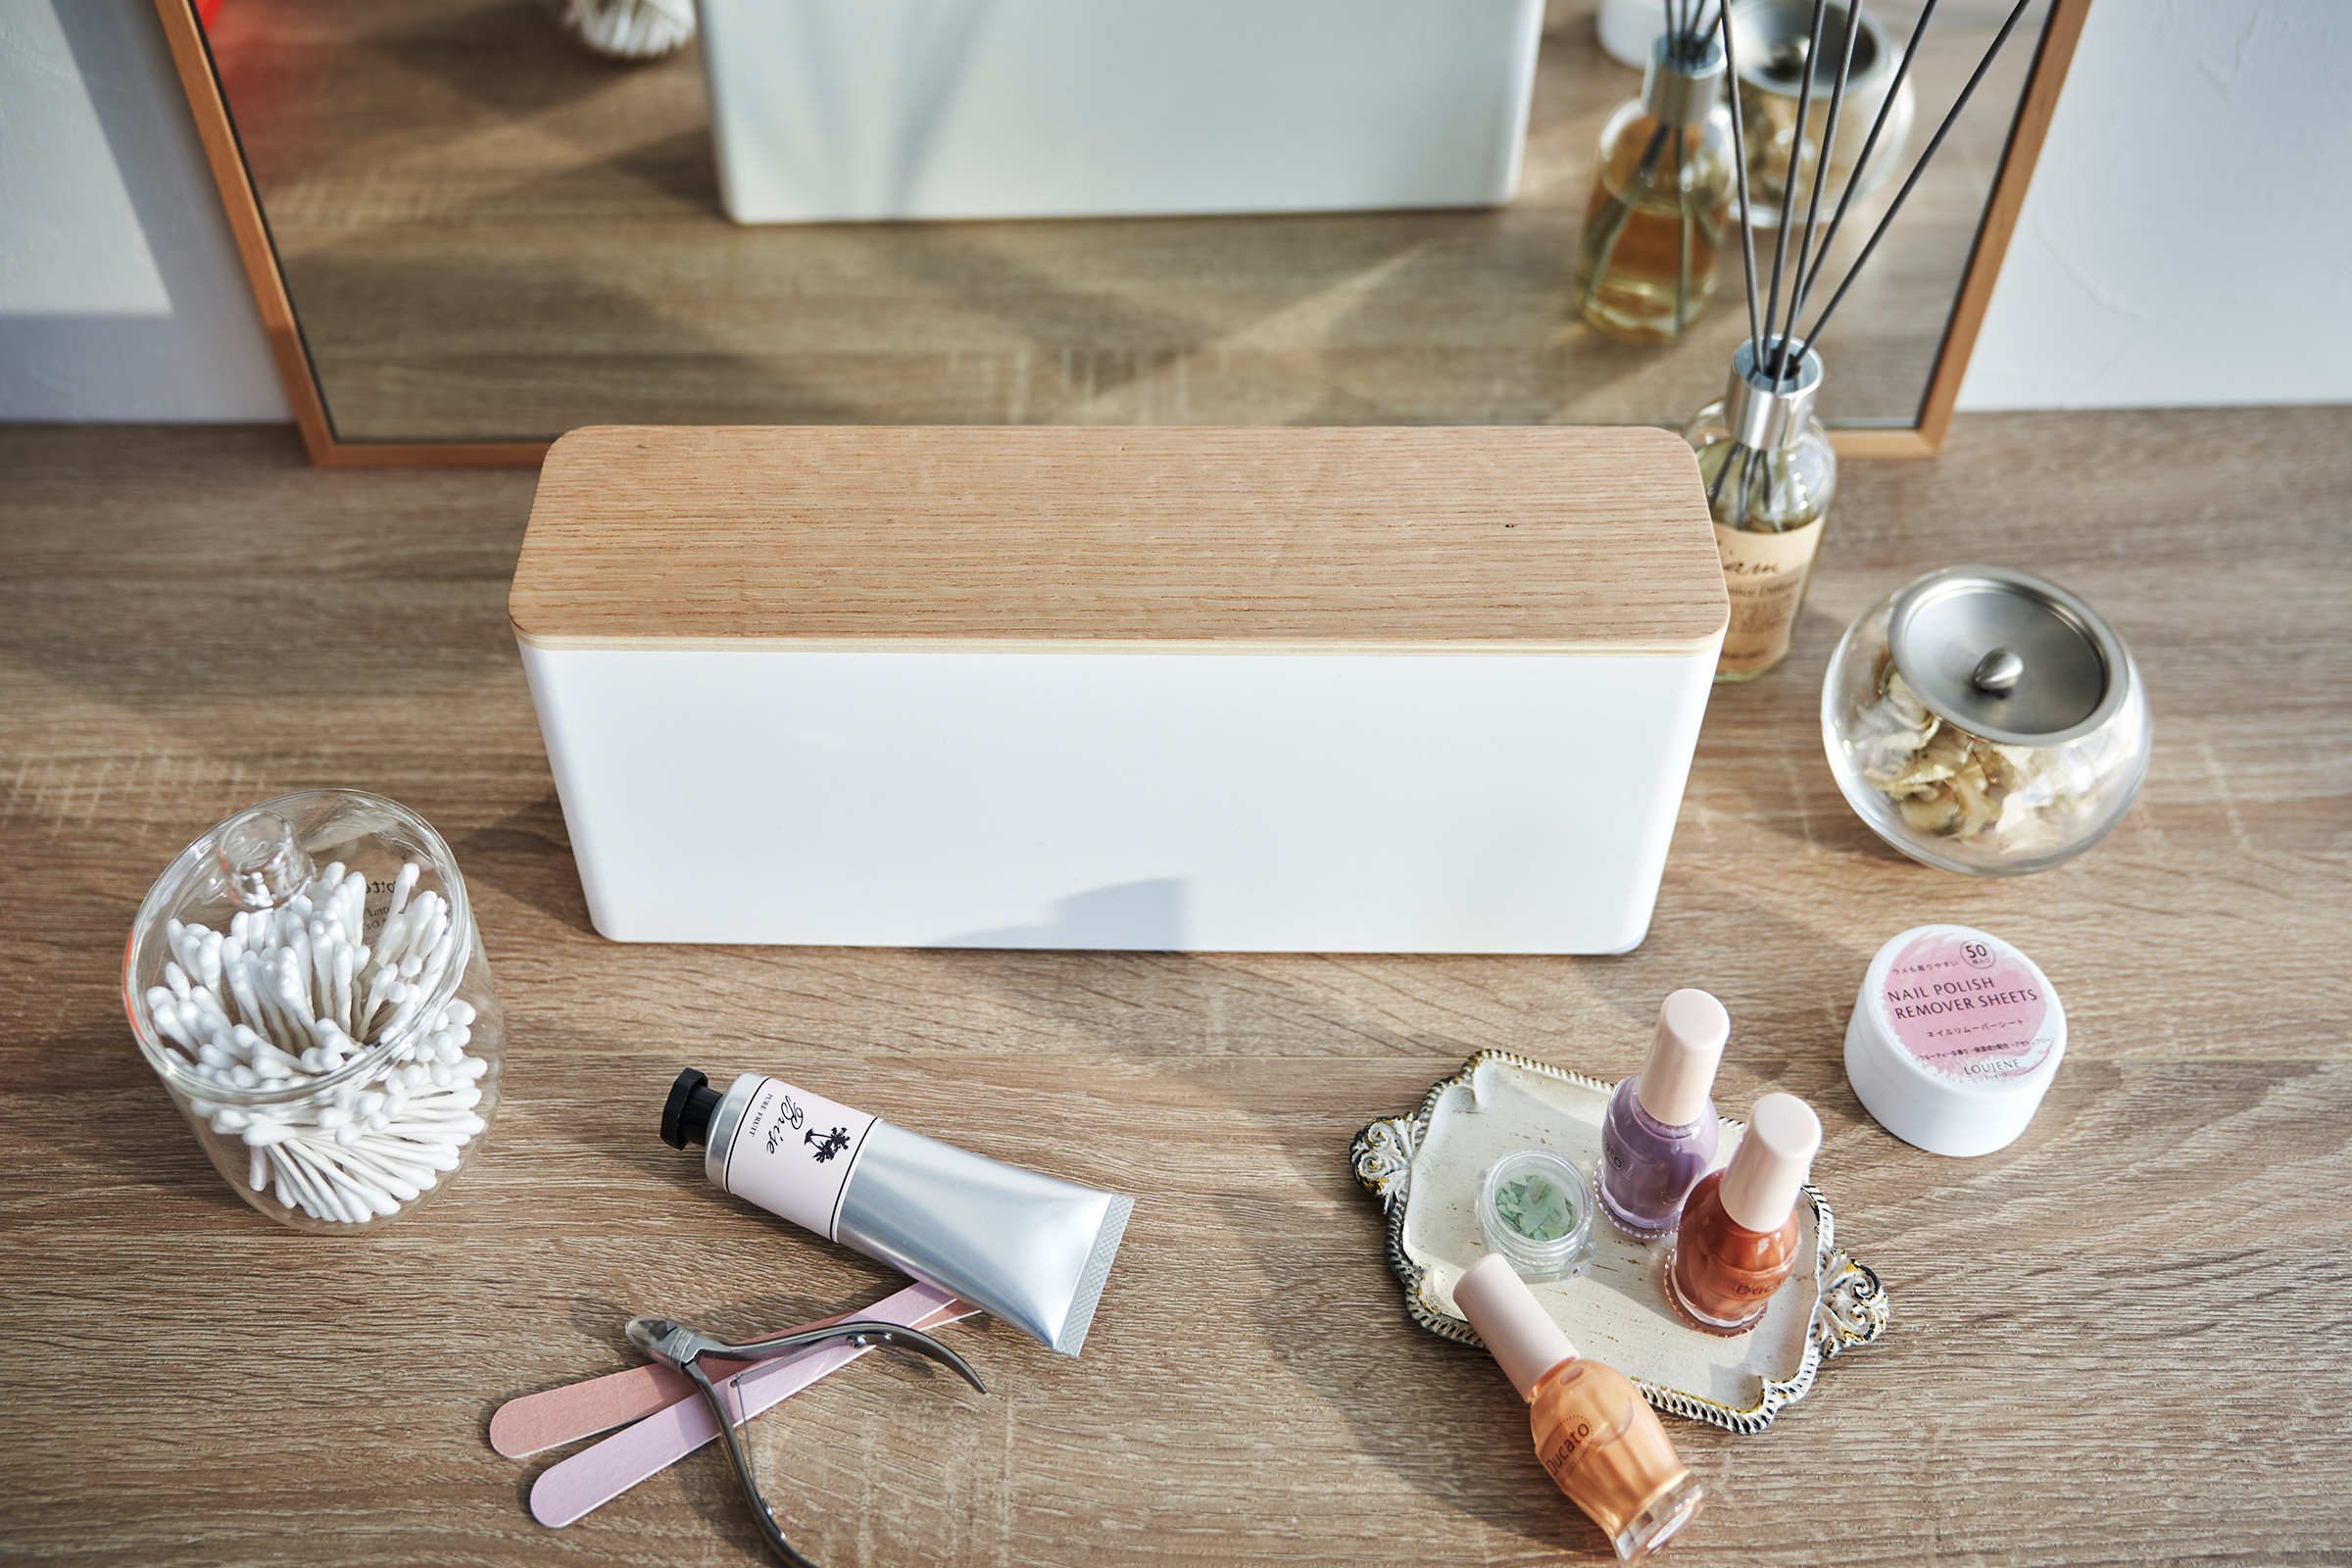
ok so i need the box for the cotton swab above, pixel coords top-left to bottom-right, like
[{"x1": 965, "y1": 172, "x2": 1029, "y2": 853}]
[{"x1": 154, "y1": 860, "x2": 492, "y2": 1225}]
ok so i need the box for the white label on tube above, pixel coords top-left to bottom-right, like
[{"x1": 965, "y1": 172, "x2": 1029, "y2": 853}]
[{"x1": 721, "y1": 1075, "x2": 879, "y2": 1240}]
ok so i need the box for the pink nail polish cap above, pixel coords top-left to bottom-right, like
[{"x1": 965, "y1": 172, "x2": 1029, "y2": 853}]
[
  {"x1": 1636, "y1": 989, "x2": 1731, "y2": 1126},
  {"x1": 1454, "y1": 1251, "x2": 1577, "y2": 1400},
  {"x1": 1719, "y1": 1093, "x2": 1823, "y2": 1233}
]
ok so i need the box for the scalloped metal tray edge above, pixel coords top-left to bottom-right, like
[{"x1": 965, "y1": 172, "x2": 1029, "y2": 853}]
[{"x1": 1350, "y1": 1049, "x2": 1889, "y2": 1434}]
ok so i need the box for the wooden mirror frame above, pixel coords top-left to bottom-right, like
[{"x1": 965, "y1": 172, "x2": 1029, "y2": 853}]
[{"x1": 155, "y1": 0, "x2": 2088, "y2": 468}]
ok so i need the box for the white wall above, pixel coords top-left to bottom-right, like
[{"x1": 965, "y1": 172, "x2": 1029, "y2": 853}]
[
  {"x1": 0, "y1": 0, "x2": 286, "y2": 420},
  {"x1": 1956, "y1": 0, "x2": 2352, "y2": 410},
  {"x1": 2, "y1": 0, "x2": 2344, "y2": 423}
]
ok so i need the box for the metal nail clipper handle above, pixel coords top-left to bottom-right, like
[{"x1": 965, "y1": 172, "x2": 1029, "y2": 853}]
[{"x1": 625, "y1": 1315, "x2": 985, "y2": 1568}]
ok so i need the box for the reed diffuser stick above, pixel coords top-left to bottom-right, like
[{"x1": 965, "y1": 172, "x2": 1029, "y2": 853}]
[
  {"x1": 1759, "y1": 0, "x2": 1831, "y2": 377},
  {"x1": 1780, "y1": 0, "x2": 1866, "y2": 381},
  {"x1": 1793, "y1": 0, "x2": 2037, "y2": 360},
  {"x1": 1675, "y1": 123, "x2": 1692, "y2": 330},
  {"x1": 1718, "y1": 5, "x2": 1766, "y2": 368},
  {"x1": 1792, "y1": 0, "x2": 1941, "y2": 310}
]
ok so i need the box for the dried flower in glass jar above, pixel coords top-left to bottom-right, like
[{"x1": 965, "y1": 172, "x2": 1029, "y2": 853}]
[
  {"x1": 1851, "y1": 668, "x2": 2081, "y2": 851},
  {"x1": 1823, "y1": 567, "x2": 2151, "y2": 877}
]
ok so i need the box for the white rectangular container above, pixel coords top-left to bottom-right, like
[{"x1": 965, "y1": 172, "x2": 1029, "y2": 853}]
[
  {"x1": 696, "y1": 0, "x2": 1546, "y2": 222},
  {"x1": 512, "y1": 426, "x2": 1726, "y2": 953}
]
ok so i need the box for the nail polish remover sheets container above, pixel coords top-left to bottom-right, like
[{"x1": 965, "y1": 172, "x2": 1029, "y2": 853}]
[
  {"x1": 1844, "y1": 924, "x2": 2066, "y2": 1155},
  {"x1": 510, "y1": 426, "x2": 1728, "y2": 954}
]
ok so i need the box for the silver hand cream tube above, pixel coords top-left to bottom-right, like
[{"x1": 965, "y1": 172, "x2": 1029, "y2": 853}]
[{"x1": 662, "y1": 1069, "x2": 1132, "y2": 1357}]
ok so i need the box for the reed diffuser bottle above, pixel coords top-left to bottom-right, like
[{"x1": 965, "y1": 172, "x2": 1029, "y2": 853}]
[
  {"x1": 1690, "y1": 0, "x2": 2042, "y2": 680},
  {"x1": 1688, "y1": 335, "x2": 1836, "y2": 680},
  {"x1": 1573, "y1": 28, "x2": 1737, "y2": 343}
]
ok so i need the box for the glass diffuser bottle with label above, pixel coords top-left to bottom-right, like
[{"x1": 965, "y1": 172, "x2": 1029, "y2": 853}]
[
  {"x1": 1573, "y1": 33, "x2": 1737, "y2": 343},
  {"x1": 1686, "y1": 336, "x2": 1835, "y2": 681},
  {"x1": 1677, "y1": 0, "x2": 2041, "y2": 681}
]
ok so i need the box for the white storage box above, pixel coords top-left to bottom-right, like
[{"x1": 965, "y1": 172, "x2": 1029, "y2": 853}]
[
  {"x1": 696, "y1": 0, "x2": 1546, "y2": 222},
  {"x1": 511, "y1": 426, "x2": 1726, "y2": 953}
]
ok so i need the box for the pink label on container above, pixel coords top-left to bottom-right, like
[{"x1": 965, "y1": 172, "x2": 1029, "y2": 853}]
[{"x1": 1879, "y1": 931, "x2": 2055, "y2": 1084}]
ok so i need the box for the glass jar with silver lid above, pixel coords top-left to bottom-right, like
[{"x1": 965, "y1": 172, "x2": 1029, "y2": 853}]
[{"x1": 1821, "y1": 566, "x2": 2151, "y2": 875}]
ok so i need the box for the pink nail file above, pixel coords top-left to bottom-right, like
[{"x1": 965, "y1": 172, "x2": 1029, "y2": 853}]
[
  {"x1": 528, "y1": 1281, "x2": 975, "y2": 1528},
  {"x1": 490, "y1": 1287, "x2": 928, "y2": 1459},
  {"x1": 492, "y1": 1355, "x2": 750, "y2": 1460},
  {"x1": 493, "y1": 1279, "x2": 964, "y2": 1459}
]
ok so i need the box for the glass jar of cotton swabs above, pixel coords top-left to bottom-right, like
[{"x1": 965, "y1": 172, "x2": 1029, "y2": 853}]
[{"x1": 124, "y1": 790, "x2": 504, "y2": 1233}]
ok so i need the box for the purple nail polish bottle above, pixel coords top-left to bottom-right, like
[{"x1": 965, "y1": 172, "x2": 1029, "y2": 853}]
[{"x1": 1598, "y1": 989, "x2": 1730, "y2": 1240}]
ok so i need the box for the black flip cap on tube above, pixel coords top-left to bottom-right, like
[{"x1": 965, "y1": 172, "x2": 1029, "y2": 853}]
[{"x1": 662, "y1": 1067, "x2": 722, "y2": 1149}]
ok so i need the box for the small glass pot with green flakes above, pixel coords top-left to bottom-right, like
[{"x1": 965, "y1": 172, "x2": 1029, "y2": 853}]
[{"x1": 1477, "y1": 1149, "x2": 1596, "y2": 1284}]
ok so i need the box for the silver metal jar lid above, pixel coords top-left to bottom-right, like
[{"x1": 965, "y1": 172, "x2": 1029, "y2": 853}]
[
  {"x1": 1886, "y1": 566, "x2": 2132, "y2": 748},
  {"x1": 1730, "y1": 0, "x2": 1896, "y2": 105},
  {"x1": 1644, "y1": 34, "x2": 1727, "y2": 125}
]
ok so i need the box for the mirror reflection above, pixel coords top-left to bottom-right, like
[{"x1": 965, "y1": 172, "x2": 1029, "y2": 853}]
[{"x1": 202, "y1": 0, "x2": 2045, "y2": 444}]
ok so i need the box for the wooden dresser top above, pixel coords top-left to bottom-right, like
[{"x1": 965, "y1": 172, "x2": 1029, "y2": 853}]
[{"x1": 510, "y1": 425, "x2": 1728, "y2": 653}]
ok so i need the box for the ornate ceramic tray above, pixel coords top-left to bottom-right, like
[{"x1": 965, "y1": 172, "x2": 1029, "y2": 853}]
[{"x1": 1351, "y1": 1050, "x2": 1888, "y2": 1434}]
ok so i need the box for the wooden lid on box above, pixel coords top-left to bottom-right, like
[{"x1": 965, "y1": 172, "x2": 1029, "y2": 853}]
[{"x1": 510, "y1": 426, "x2": 1728, "y2": 654}]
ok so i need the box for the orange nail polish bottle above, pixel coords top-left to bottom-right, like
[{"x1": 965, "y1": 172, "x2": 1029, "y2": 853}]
[
  {"x1": 1665, "y1": 1092, "x2": 1822, "y2": 1335},
  {"x1": 1454, "y1": 1252, "x2": 1706, "y2": 1561}
]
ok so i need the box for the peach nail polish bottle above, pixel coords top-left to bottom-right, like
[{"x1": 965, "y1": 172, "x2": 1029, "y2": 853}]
[
  {"x1": 1665, "y1": 1092, "x2": 1822, "y2": 1336},
  {"x1": 1453, "y1": 1252, "x2": 1706, "y2": 1561}
]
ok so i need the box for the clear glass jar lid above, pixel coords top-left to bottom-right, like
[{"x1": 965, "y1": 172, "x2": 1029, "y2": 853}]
[
  {"x1": 125, "y1": 790, "x2": 474, "y2": 1102},
  {"x1": 1886, "y1": 565, "x2": 2132, "y2": 747}
]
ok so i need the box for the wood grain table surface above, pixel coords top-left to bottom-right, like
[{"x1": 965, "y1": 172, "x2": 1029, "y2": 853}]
[{"x1": 3, "y1": 410, "x2": 2348, "y2": 1566}]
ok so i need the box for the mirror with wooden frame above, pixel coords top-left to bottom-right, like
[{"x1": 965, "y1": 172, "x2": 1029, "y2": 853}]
[{"x1": 157, "y1": 0, "x2": 2085, "y2": 467}]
